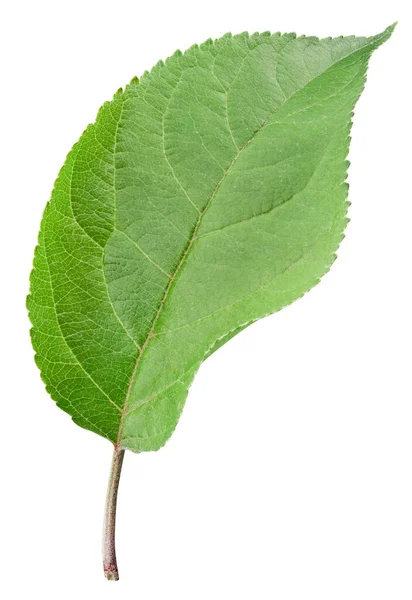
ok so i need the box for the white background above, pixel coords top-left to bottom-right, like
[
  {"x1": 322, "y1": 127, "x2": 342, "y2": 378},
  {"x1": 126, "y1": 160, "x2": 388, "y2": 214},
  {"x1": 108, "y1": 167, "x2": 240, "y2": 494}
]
[{"x1": 1, "y1": 1, "x2": 410, "y2": 598}]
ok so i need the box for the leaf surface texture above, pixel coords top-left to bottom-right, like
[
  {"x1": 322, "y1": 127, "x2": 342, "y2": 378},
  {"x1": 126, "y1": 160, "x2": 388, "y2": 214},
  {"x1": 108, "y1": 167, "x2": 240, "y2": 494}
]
[{"x1": 28, "y1": 27, "x2": 394, "y2": 451}]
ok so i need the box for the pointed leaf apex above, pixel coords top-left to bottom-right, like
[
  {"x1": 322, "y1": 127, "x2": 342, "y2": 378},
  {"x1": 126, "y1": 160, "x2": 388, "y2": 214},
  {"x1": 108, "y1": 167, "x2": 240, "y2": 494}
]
[{"x1": 371, "y1": 22, "x2": 397, "y2": 47}]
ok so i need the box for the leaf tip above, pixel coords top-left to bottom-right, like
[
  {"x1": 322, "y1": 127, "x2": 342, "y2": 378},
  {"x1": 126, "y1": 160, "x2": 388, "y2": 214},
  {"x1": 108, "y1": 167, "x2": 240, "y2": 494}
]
[
  {"x1": 370, "y1": 22, "x2": 397, "y2": 47},
  {"x1": 382, "y1": 21, "x2": 397, "y2": 38}
]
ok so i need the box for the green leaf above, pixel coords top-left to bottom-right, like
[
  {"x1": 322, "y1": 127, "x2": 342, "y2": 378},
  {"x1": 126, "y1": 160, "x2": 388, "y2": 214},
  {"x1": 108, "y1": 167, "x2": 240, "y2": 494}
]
[{"x1": 28, "y1": 26, "x2": 394, "y2": 453}]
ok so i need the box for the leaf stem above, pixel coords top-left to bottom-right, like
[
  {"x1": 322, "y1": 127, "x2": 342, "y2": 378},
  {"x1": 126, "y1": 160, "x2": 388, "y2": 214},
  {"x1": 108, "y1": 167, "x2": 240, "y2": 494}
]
[{"x1": 102, "y1": 446, "x2": 125, "y2": 581}]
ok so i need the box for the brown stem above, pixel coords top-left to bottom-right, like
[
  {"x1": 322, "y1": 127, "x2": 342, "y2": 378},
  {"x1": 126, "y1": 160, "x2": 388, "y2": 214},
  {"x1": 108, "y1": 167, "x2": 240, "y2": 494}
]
[{"x1": 102, "y1": 446, "x2": 125, "y2": 581}]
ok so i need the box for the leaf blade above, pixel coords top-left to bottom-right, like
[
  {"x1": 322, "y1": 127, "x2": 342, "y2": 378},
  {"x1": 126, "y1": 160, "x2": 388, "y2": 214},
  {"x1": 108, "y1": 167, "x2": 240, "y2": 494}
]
[{"x1": 28, "y1": 26, "x2": 395, "y2": 450}]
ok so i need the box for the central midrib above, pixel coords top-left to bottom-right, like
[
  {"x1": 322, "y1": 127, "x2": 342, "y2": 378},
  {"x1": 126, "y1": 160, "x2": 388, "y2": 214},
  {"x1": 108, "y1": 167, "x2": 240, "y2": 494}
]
[
  {"x1": 115, "y1": 117, "x2": 267, "y2": 446},
  {"x1": 115, "y1": 36, "x2": 378, "y2": 447}
]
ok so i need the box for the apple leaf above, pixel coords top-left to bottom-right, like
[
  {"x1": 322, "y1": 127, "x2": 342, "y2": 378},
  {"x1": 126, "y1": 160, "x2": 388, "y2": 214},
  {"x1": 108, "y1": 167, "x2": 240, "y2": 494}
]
[
  {"x1": 28, "y1": 27, "x2": 393, "y2": 453},
  {"x1": 28, "y1": 25, "x2": 394, "y2": 580}
]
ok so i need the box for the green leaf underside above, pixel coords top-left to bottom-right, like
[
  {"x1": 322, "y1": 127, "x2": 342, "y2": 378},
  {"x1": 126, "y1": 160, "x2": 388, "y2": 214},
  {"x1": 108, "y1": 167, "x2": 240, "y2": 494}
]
[{"x1": 28, "y1": 26, "x2": 394, "y2": 452}]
